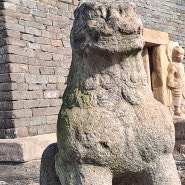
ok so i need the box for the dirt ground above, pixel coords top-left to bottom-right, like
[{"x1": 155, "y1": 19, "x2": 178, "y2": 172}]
[
  {"x1": 0, "y1": 160, "x2": 40, "y2": 185},
  {"x1": 0, "y1": 155, "x2": 185, "y2": 185}
]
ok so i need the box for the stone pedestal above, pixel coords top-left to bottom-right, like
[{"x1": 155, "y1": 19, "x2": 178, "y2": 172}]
[{"x1": 0, "y1": 133, "x2": 56, "y2": 162}]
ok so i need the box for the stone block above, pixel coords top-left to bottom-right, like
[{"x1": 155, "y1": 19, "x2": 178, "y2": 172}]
[
  {"x1": 31, "y1": 9, "x2": 46, "y2": 18},
  {"x1": 46, "y1": 84, "x2": 57, "y2": 90},
  {"x1": 12, "y1": 100, "x2": 24, "y2": 110},
  {"x1": 46, "y1": 26, "x2": 60, "y2": 33},
  {"x1": 8, "y1": 118, "x2": 30, "y2": 128},
  {"x1": 35, "y1": 37, "x2": 51, "y2": 44},
  {"x1": 0, "y1": 64, "x2": 9, "y2": 74},
  {"x1": 48, "y1": 75, "x2": 57, "y2": 84},
  {"x1": 40, "y1": 67, "x2": 55, "y2": 75},
  {"x1": 9, "y1": 63, "x2": 28, "y2": 73},
  {"x1": 31, "y1": 116, "x2": 47, "y2": 126},
  {"x1": 46, "y1": 115, "x2": 57, "y2": 124},
  {"x1": 22, "y1": 34, "x2": 35, "y2": 42},
  {"x1": 19, "y1": 0, "x2": 37, "y2": 9},
  {"x1": 29, "y1": 84, "x2": 47, "y2": 91},
  {"x1": 30, "y1": 57, "x2": 40, "y2": 67},
  {"x1": 6, "y1": 37, "x2": 26, "y2": 47},
  {"x1": 0, "y1": 129, "x2": 6, "y2": 139},
  {"x1": 25, "y1": 27, "x2": 42, "y2": 37},
  {"x1": 57, "y1": 1, "x2": 71, "y2": 8},
  {"x1": 5, "y1": 22, "x2": 25, "y2": 32},
  {"x1": 0, "y1": 38, "x2": 6, "y2": 47},
  {"x1": 0, "y1": 119, "x2": 6, "y2": 130},
  {"x1": 5, "y1": 127, "x2": 29, "y2": 138},
  {"x1": 37, "y1": 2, "x2": 49, "y2": 13},
  {"x1": 20, "y1": 13, "x2": 35, "y2": 21},
  {"x1": 55, "y1": 68, "x2": 69, "y2": 77},
  {"x1": 49, "y1": 7, "x2": 59, "y2": 15},
  {"x1": 25, "y1": 74, "x2": 48, "y2": 84},
  {"x1": 31, "y1": 90, "x2": 44, "y2": 100},
  {"x1": 12, "y1": 109, "x2": 32, "y2": 118},
  {"x1": 52, "y1": 54, "x2": 64, "y2": 61},
  {"x1": 38, "y1": 124, "x2": 56, "y2": 135},
  {"x1": 46, "y1": 13, "x2": 61, "y2": 22},
  {"x1": 27, "y1": 42, "x2": 41, "y2": 50},
  {"x1": 28, "y1": 126, "x2": 38, "y2": 136},
  {"x1": 19, "y1": 19, "x2": 45, "y2": 30},
  {"x1": 6, "y1": 30, "x2": 21, "y2": 39},
  {"x1": 0, "y1": 45, "x2": 8, "y2": 55},
  {"x1": 40, "y1": 0, "x2": 57, "y2": 6},
  {"x1": 0, "y1": 92, "x2": 12, "y2": 102},
  {"x1": 9, "y1": 54, "x2": 28, "y2": 64},
  {"x1": 0, "y1": 22, "x2": 6, "y2": 31},
  {"x1": 16, "y1": 5, "x2": 30, "y2": 14},
  {"x1": 3, "y1": 2, "x2": 17, "y2": 11},
  {"x1": 0, "y1": 133, "x2": 56, "y2": 162},
  {"x1": 29, "y1": 65, "x2": 40, "y2": 74},
  {"x1": 33, "y1": 99, "x2": 50, "y2": 108},
  {"x1": 3, "y1": 15, "x2": 18, "y2": 24},
  {"x1": 46, "y1": 107, "x2": 60, "y2": 116},
  {"x1": 15, "y1": 82, "x2": 29, "y2": 91},
  {"x1": 53, "y1": 22, "x2": 68, "y2": 29},
  {"x1": 8, "y1": 45, "x2": 35, "y2": 58},
  {"x1": 10, "y1": 73, "x2": 25, "y2": 83},
  {"x1": 50, "y1": 39, "x2": 62, "y2": 47},
  {"x1": 50, "y1": 99, "x2": 62, "y2": 107},
  {"x1": 0, "y1": 101, "x2": 13, "y2": 110},
  {"x1": 11, "y1": 91, "x2": 28, "y2": 100},
  {"x1": 144, "y1": 28, "x2": 169, "y2": 46},
  {"x1": 0, "y1": 54, "x2": 9, "y2": 64},
  {"x1": 36, "y1": 51, "x2": 52, "y2": 60},
  {"x1": 12, "y1": 91, "x2": 43, "y2": 100},
  {"x1": 41, "y1": 30, "x2": 57, "y2": 39},
  {"x1": 44, "y1": 90, "x2": 60, "y2": 99},
  {"x1": 41, "y1": 45, "x2": 58, "y2": 53},
  {"x1": 35, "y1": 17, "x2": 52, "y2": 26},
  {"x1": 14, "y1": 127, "x2": 29, "y2": 137},
  {"x1": 56, "y1": 75, "x2": 66, "y2": 83},
  {"x1": 0, "y1": 82, "x2": 12, "y2": 91},
  {"x1": 32, "y1": 108, "x2": 46, "y2": 117}
]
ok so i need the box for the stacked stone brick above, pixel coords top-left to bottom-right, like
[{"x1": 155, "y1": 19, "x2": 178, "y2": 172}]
[
  {"x1": 126, "y1": 0, "x2": 185, "y2": 51},
  {"x1": 0, "y1": 0, "x2": 185, "y2": 139},
  {"x1": 0, "y1": 0, "x2": 78, "y2": 138}
]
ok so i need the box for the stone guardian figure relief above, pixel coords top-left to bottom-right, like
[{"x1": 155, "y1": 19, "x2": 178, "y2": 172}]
[
  {"x1": 167, "y1": 46, "x2": 185, "y2": 116},
  {"x1": 55, "y1": 2, "x2": 181, "y2": 185}
]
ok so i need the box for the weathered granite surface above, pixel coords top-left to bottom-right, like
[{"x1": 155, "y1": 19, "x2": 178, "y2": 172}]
[{"x1": 55, "y1": 2, "x2": 181, "y2": 185}]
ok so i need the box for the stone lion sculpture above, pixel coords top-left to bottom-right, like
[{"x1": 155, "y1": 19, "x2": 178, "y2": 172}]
[{"x1": 55, "y1": 2, "x2": 180, "y2": 185}]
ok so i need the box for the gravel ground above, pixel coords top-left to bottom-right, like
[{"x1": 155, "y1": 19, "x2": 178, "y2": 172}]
[
  {"x1": 0, "y1": 160, "x2": 40, "y2": 185},
  {"x1": 0, "y1": 155, "x2": 185, "y2": 185}
]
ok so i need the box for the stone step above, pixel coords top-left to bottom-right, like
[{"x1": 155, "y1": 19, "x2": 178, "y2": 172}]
[{"x1": 0, "y1": 133, "x2": 56, "y2": 162}]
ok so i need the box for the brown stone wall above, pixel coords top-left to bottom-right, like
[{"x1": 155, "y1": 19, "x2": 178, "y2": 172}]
[
  {"x1": 0, "y1": 0, "x2": 77, "y2": 138},
  {"x1": 0, "y1": 0, "x2": 184, "y2": 138}
]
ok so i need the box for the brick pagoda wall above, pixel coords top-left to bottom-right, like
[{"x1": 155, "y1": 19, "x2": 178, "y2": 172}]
[
  {"x1": 126, "y1": 0, "x2": 185, "y2": 52},
  {"x1": 0, "y1": 0, "x2": 78, "y2": 138},
  {"x1": 0, "y1": 0, "x2": 184, "y2": 138}
]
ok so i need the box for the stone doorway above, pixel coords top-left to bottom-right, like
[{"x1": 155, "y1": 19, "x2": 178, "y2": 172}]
[{"x1": 142, "y1": 28, "x2": 171, "y2": 107}]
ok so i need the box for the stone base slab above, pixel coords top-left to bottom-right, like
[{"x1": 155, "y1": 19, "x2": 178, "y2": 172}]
[{"x1": 0, "y1": 133, "x2": 56, "y2": 162}]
